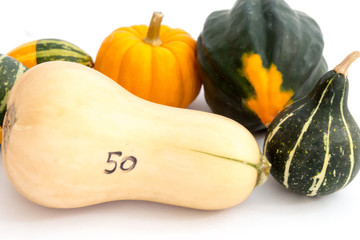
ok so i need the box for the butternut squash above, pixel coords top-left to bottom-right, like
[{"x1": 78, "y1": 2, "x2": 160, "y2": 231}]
[{"x1": 2, "y1": 61, "x2": 270, "y2": 210}]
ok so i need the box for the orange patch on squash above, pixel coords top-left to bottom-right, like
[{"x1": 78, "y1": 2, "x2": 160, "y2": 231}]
[
  {"x1": 7, "y1": 40, "x2": 37, "y2": 68},
  {"x1": 241, "y1": 53, "x2": 293, "y2": 126}
]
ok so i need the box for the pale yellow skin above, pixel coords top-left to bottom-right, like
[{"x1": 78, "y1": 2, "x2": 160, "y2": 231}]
[{"x1": 2, "y1": 61, "x2": 267, "y2": 210}]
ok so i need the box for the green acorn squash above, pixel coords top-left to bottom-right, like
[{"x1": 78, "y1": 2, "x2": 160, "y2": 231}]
[
  {"x1": 263, "y1": 51, "x2": 360, "y2": 196},
  {"x1": 197, "y1": 0, "x2": 327, "y2": 132},
  {"x1": 0, "y1": 54, "x2": 28, "y2": 142}
]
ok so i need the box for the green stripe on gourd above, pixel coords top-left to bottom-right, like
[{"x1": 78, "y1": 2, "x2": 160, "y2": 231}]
[
  {"x1": 263, "y1": 51, "x2": 360, "y2": 196},
  {"x1": 36, "y1": 39, "x2": 94, "y2": 67},
  {"x1": 0, "y1": 54, "x2": 27, "y2": 130}
]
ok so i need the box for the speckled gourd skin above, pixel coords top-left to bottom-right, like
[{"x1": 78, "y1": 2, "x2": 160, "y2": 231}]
[
  {"x1": 0, "y1": 54, "x2": 27, "y2": 127},
  {"x1": 264, "y1": 70, "x2": 360, "y2": 196}
]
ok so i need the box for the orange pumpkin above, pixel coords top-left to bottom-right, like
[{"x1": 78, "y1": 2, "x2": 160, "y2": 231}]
[{"x1": 94, "y1": 12, "x2": 202, "y2": 108}]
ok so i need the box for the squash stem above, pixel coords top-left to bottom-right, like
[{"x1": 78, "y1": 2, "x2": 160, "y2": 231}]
[
  {"x1": 256, "y1": 154, "x2": 271, "y2": 186},
  {"x1": 334, "y1": 51, "x2": 360, "y2": 77},
  {"x1": 144, "y1": 12, "x2": 164, "y2": 46}
]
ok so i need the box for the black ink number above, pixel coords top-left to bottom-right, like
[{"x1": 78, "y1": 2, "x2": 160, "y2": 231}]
[
  {"x1": 104, "y1": 151, "x2": 122, "y2": 174},
  {"x1": 120, "y1": 156, "x2": 137, "y2": 172},
  {"x1": 104, "y1": 152, "x2": 137, "y2": 174}
]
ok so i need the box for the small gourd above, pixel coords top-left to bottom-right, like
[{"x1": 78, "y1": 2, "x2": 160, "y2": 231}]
[
  {"x1": 263, "y1": 51, "x2": 360, "y2": 196},
  {"x1": 0, "y1": 54, "x2": 27, "y2": 142},
  {"x1": 2, "y1": 61, "x2": 270, "y2": 210},
  {"x1": 197, "y1": 0, "x2": 327, "y2": 132},
  {"x1": 7, "y1": 38, "x2": 94, "y2": 68},
  {"x1": 94, "y1": 12, "x2": 201, "y2": 108}
]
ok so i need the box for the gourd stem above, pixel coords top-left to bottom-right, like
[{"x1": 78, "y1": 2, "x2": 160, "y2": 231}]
[
  {"x1": 334, "y1": 51, "x2": 360, "y2": 76},
  {"x1": 144, "y1": 12, "x2": 164, "y2": 46},
  {"x1": 256, "y1": 154, "x2": 271, "y2": 187}
]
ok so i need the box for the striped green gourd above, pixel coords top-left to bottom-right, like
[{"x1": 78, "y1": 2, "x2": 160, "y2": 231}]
[
  {"x1": 0, "y1": 54, "x2": 28, "y2": 142},
  {"x1": 7, "y1": 38, "x2": 93, "y2": 69},
  {"x1": 263, "y1": 51, "x2": 360, "y2": 196}
]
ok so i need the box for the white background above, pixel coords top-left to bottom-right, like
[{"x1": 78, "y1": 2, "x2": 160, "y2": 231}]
[{"x1": 1, "y1": 0, "x2": 360, "y2": 239}]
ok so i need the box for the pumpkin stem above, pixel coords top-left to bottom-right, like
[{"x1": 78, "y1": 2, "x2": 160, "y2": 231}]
[
  {"x1": 334, "y1": 51, "x2": 360, "y2": 76},
  {"x1": 144, "y1": 12, "x2": 164, "y2": 46}
]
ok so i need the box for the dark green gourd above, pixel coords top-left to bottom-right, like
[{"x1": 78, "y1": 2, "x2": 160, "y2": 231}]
[
  {"x1": 197, "y1": 0, "x2": 327, "y2": 132},
  {"x1": 263, "y1": 52, "x2": 360, "y2": 196},
  {"x1": 0, "y1": 54, "x2": 28, "y2": 143}
]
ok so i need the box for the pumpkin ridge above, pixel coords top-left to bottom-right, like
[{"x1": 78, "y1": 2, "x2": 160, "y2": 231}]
[
  {"x1": 163, "y1": 39, "x2": 196, "y2": 51},
  {"x1": 161, "y1": 46, "x2": 185, "y2": 107},
  {"x1": 160, "y1": 27, "x2": 186, "y2": 42},
  {"x1": 162, "y1": 34, "x2": 195, "y2": 48},
  {"x1": 163, "y1": 42, "x2": 199, "y2": 107},
  {"x1": 117, "y1": 42, "x2": 150, "y2": 94},
  {"x1": 150, "y1": 46, "x2": 156, "y2": 101},
  {"x1": 149, "y1": 46, "x2": 184, "y2": 106},
  {"x1": 98, "y1": 37, "x2": 138, "y2": 80},
  {"x1": 158, "y1": 25, "x2": 172, "y2": 40},
  {"x1": 127, "y1": 25, "x2": 148, "y2": 39},
  {"x1": 114, "y1": 29, "x2": 144, "y2": 42}
]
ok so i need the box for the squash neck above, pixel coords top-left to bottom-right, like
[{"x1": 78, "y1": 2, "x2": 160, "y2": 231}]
[
  {"x1": 144, "y1": 12, "x2": 164, "y2": 47},
  {"x1": 307, "y1": 70, "x2": 348, "y2": 106},
  {"x1": 308, "y1": 51, "x2": 360, "y2": 103}
]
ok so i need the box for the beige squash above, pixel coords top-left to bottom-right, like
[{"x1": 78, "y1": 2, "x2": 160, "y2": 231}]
[{"x1": 2, "y1": 61, "x2": 270, "y2": 210}]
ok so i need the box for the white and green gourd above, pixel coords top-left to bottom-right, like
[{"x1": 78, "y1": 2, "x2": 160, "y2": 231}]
[{"x1": 263, "y1": 51, "x2": 360, "y2": 196}]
